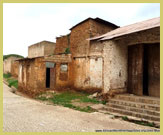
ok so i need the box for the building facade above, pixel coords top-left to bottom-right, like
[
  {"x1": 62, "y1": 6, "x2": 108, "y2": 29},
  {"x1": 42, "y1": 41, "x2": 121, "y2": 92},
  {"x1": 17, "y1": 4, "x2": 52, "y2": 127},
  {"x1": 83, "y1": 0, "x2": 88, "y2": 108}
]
[
  {"x1": 17, "y1": 17, "x2": 160, "y2": 98},
  {"x1": 3, "y1": 56, "x2": 20, "y2": 77},
  {"x1": 45, "y1": 17, "x2": 119, "y2": 93},
  {"x1": 18, "y1": 41, "x2": 56, "y2": 96},
  {"x1": 90, "y1": 17, "x2": 160, "y2": 97}
]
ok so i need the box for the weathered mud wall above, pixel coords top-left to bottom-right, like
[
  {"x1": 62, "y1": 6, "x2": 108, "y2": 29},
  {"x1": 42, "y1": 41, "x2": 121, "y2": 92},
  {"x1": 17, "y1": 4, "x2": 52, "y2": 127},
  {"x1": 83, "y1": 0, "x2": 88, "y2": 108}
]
[
  {"x1": 28, "y1": 41, "x2": 55, "y2": 58},
  {"x1": 68, "y1": 19, "x2": 117, "y2": 92},
  {"x1": 102, "y1": 27, "x2": 160, "y2": 93},
  {"x1": 70, "y1": 19, "x2": 118, "y2": 57},
  {"x1": 54, "y1": 35, "x2": 69, "y2": 54},
  {"x1": 18, "y1": 57, "x2": 46, "y2": 95},
  {"x1": 3, "y1": 57, "x2": 19, "y2": 74},
  {"x1": 11, "y1": 60, "x2": 19, "y2": 77},
  {"x1": 55, "y1": 63, "x2": 71, "y2": 89}
]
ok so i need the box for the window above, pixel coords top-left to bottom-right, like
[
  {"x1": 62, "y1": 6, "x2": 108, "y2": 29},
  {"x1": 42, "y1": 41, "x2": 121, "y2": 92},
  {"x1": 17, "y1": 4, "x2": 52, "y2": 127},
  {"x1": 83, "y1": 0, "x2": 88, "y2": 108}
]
[{"x1": 60, "y1": 63, "x2": 68, "y2": 72}]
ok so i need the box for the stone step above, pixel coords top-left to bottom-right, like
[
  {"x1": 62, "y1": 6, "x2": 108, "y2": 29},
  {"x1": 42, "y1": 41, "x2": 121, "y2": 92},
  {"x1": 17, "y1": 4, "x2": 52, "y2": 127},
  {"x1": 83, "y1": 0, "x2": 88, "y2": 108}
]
[
  {"x1": 114, "y1": 94, "x2": 160, "y2": 105},
  {"x1": 107, "y1": 103, "x2": 160, "y2": 117},
  {"x1": 108, "y1": 99, "x2": 160, "y2": 111},
  {"x1": 102, "y1": 106, "x2": 160, "y2": 122},
  {"x1": 97, "y1": 109, "x2": 160, "y2": 127}
]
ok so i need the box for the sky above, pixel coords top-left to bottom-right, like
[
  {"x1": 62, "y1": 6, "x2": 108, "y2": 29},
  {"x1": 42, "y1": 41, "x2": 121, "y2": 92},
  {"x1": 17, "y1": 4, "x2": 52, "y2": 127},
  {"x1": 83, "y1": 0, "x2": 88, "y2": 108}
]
[{"x1": 3, "y1": 3, "x2": 160, "y2": 57}]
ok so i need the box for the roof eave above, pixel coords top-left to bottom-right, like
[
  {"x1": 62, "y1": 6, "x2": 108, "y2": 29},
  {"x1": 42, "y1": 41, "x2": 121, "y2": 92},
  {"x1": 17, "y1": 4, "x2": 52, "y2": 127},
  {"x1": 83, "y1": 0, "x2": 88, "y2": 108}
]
[{"x1": 100, "y1": 25, "x2": 160, "y2": 41}]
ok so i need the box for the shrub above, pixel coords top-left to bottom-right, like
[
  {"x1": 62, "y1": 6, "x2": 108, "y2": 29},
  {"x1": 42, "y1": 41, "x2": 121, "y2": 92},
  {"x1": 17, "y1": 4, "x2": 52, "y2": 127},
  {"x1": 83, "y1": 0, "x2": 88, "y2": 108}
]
[
  {"x1": 3, "y1": 54, "x2": 24, "y2": 60},
  {"x1": 3, "y1": 73, "x2": 11, "y2": 79},
  {"x1": 64, "y1": 48, "x2": 70, "y2": 54},
  {"x1": 8, "y1": 79, "x2": 18, "y2": 88}
]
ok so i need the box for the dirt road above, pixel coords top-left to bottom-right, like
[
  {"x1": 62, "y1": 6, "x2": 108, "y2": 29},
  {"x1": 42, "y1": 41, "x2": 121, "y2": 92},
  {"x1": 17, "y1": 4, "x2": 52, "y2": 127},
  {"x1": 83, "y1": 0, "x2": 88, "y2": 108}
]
[{"x1": 3, "y1": 83, "x2": 156, "y2": 132}]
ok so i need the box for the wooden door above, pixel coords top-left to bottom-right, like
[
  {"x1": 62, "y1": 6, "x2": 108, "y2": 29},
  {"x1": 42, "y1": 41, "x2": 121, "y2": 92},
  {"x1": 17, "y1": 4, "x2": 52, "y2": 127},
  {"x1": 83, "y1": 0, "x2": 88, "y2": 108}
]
[
  {"x1": 147, "y1": 43, "x2": 160, "y2": 97},
  {"x1": 50, "y1": 67, "x2": 56, "y2": 89},
  {"x1": 128, "y1": 44, "x2": 143, "y2": 96}
]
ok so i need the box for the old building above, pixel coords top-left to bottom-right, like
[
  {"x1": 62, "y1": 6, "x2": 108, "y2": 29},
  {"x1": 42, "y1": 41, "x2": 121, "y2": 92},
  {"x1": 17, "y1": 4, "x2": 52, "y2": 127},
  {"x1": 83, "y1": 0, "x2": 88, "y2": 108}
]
[
  {"x1": 17, "y1": 41, "x2": 56, "y2": 95},
  {"x1": 18, "y1": 17, "x2": 160, "y2": 97},
  {"x1": 16, "y1": 17, "x2": 160, "y2": 123},
  {"x1": 45, "y1": 17, "x2": 119, "y2": 92},
  {"x1": 54, "y1": 34, "x2": 70, "y2": 55},
  {"x1": 3, "y1": 56, "x2": 20, "y2": 77},
  {"x1": 89, "y1": 17, "x2": 160, "y2": 124},
  {"x1": 28, "y1": 40, "x2": 55, "y2": 58},
  {"x1": 10, "y1": 60, "x2": 20, "y2": 77},
  {"x1": 90, "y1": 17, "x2": 160, "y2": 97},
  {"x1": 17, "y1": 17, "x2": 160, "y2": 123}
]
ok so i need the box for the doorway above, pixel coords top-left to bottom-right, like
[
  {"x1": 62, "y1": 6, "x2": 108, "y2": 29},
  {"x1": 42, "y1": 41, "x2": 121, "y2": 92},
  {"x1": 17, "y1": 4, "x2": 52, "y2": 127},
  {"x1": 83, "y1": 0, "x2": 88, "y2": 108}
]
[
  {"x1": 128, "y1": 43, "x2": 160, "y2": 97},
  {"x1": 128, "y1": 44, "x2": 143, "y2": 96},
  {"x1": 147, "y1": 43, "x2": 160, "y2": 97},
  {"x1": 45, "y1": 62, "x2": 56, "y2": 89},
  {"x1": 46, "y1": 68, "x2": 50, "y2": 88},
  {"x1": 46, "y1": 67, "x2": 56, "y2": 89}
]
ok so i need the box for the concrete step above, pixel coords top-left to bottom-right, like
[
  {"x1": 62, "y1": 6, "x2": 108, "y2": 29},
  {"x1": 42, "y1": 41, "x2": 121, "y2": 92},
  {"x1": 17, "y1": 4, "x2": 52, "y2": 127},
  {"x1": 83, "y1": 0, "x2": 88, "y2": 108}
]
[
  {"x1": 108, "y1": 99, "x2": 160, "y2": 111},
  {"x1": 102, "y1": 106, "x2": 160, "y2": 122},
  {"x1": 107, "y1": 102, "x2": 160, "y2": 117},
  {"x1": 114, "y1": 94, "x2": 160, "y2": 105},
  {"x1": 98, "y1": 109, "x2": 160, "y2": 127}
]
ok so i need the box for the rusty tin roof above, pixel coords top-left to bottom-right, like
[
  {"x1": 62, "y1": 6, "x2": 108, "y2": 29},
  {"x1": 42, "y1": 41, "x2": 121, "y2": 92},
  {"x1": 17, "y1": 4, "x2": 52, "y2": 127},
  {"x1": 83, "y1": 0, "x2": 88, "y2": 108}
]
[{"x1": 89, "y1": 17, "x2": 160, "y2": 41}]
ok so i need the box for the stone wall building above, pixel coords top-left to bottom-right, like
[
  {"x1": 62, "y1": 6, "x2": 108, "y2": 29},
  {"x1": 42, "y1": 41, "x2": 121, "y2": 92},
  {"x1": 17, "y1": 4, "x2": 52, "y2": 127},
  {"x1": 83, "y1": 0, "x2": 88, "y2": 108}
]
[
  {"x1": 88, "y1": 17, "x2": 160, "y2": 123},
  {"x1": 28, "y1": 41, "x2": 55, "y2": 58},
  {"x1": 89, "y1": 17, "x2": 160, "y2": 97},
  {"x1": 18, "y1": 57, "x2": 46, "y2": 95},
  {"x1": 10, "y1": 60, "x2": 19, "y2": 77},
  {"x1": 54, "y1": 34, "x2": 70, "y2": 55},
  {"x1": 17, "y1": 41, "x2": 56, "y2": 95},
  {"x1": 17, "y1": 17, "x2": 160, "y2": 123},
  {"x1": 3, "y1": 56, "x2": 20, "y2": 77},
  {"x1": 45, "y1": 17, "x2": 119, "y2": 92},
  {"x1": 17, "y1": 17, "x2": 160, "y2": 97}
]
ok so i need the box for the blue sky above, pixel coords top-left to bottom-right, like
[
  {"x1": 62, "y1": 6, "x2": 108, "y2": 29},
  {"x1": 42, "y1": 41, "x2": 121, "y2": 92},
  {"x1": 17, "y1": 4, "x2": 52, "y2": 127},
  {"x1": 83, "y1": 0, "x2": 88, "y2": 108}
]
[{"x1": 3, "y1": 3, "x2": 160, "y2": 57}]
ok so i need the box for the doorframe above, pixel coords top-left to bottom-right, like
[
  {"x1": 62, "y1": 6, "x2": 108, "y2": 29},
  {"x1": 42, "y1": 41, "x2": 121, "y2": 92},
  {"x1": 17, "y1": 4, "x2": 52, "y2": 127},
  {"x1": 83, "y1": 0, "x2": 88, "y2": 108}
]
[{"x1": 127, "y1": 43, "x2": 160, "y2": 97}]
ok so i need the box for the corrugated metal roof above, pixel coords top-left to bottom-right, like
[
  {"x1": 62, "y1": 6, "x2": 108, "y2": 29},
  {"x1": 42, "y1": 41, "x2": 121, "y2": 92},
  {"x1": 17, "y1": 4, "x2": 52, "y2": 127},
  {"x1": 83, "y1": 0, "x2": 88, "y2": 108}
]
[{"x1": 89, "y1": 17, "x2": 160, "y2": 41}]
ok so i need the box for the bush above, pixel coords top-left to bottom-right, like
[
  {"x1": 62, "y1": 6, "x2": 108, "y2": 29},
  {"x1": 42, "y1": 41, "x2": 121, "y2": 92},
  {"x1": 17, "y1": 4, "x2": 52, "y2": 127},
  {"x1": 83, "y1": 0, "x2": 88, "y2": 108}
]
[
  {"x1": 3, "y1": 73, "x2": 11, "y2": 79},
  {"x1": 64, "y1": 48, "x2": 70, "y2": 54},
  {"x1": 3, "y1": 73, "x2": 18, "y2": 89},
  {"x1": 3, "y1": 54, "x2": 24, "y2": 60},
  {"x1": 122, "y1": 116, "x2": 128, "y2": 121},
  {"x1": 8, "y1": 79, "x2": 18, "y2": 88}
]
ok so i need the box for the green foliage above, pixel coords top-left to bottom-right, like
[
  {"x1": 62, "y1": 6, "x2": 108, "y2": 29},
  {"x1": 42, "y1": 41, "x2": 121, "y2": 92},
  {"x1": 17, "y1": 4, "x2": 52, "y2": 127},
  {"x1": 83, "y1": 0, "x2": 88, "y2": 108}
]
[
  {"x1": 121, "y1": 116, "x2": 159, "y2": 128},
  {"x1": 134, "y1": 120, "x2": 155, "y2": 127},
  {"x1": 146, "y1": 122, "x2": 155, "y2": 127},
  {"x1": 3, "y1": 54, "x2": 24, "y2": 60},
  {"x1": 79, "y1": 96, "x2": 102, "y2": 104},
  {"x1": 101, "y1": 100, "x2": 107, "y2": 105},
  {"x1": 3, "y1": 73, "x2": 18, "y2": 89},
  {"x1": 63, "y1": 104, "x2": 94, "y2": 112},
  {"x1": 48, "y1": 91, "x2": 102, "y2": 104},
  {"x1": 7, "y1": 79, "x2": 18, "y2": 89},
  {"x1": 3, "y1": 73, "x2": 11, "y2": 79},
  {"x1": 37, "y1": 91, "x2": 102, "y2": 113},
  {"x1": 122, "y1": 116, "x2": 128, "y2": 121},
  {"x1": 64, "y1": 48, "x2": 70, "y2": 54}
]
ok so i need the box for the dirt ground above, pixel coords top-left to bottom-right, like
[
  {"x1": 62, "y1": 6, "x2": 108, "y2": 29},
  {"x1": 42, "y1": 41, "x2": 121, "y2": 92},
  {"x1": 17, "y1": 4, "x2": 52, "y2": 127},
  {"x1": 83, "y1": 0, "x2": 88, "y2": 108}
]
[{"x1": 3, "y1": 83, "x2": 157, "y2": 132}]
